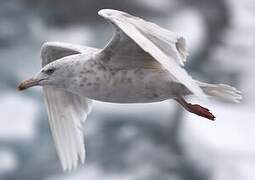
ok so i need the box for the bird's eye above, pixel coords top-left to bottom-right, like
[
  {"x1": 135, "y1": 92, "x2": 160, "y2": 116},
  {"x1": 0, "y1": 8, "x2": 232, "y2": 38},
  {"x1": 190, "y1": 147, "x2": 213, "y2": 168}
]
[{"x1": 43, "y1": 68, "x2": 56, "y2": 75}]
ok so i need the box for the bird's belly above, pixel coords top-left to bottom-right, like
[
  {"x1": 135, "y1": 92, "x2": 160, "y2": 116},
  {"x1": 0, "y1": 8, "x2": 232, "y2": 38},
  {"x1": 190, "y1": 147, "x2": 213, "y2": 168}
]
[{"x1": 77, "y1": 68, "x2": 187, "y2": 103}]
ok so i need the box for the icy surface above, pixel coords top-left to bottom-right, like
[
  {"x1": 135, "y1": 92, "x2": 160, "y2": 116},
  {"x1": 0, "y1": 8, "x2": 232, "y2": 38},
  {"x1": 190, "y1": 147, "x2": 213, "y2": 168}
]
[
  {"x1": 180, "y1": 0, "x2": 255, "y2": 179},
  {"x1": 0, "y1": 149, "x2": 18, "y2": 175},
  {"x1": 0, "y1": 92, "x2": 39, "y2": 140}
]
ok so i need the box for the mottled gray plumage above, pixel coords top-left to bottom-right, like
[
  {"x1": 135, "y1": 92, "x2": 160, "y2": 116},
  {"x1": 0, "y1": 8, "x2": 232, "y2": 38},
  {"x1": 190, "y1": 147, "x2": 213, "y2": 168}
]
[{"x1": 18, "y1": 9, "x2": 242, "y2": 171}]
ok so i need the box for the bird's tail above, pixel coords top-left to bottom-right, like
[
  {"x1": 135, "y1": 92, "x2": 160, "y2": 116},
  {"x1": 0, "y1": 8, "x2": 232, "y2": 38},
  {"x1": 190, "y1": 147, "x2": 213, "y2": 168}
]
[{"x1": 197, "y1": 81, "x2": 242, "y2": 103}]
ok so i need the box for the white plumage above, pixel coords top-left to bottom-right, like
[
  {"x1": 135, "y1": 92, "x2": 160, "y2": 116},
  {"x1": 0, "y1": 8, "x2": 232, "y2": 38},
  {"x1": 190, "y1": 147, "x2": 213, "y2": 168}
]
[
  {"x1": 18, "y1": 9, "x2": 242, "y2": 171},
  {"x1": 41, "y1": 42, "x2": 93, "y2": 171},
  {"x1": 98, "y1": 9, "x2": 206, "y2": 100}
]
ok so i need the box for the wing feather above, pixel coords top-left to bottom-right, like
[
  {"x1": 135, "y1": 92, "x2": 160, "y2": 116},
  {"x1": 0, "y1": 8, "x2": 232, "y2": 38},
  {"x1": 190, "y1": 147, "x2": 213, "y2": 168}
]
[
  {"x1": 41, "y1": 42, "x2": 93, "y2": 171},
  {"x1": 98, "y1": 9, "x2": 206, "y2": 99}
]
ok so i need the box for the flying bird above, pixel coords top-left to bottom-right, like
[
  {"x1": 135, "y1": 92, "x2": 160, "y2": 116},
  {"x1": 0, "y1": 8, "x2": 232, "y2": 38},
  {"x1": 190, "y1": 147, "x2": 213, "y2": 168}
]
[{"x1": 17, "y1": 9, "x2": 242, "y2": 171}]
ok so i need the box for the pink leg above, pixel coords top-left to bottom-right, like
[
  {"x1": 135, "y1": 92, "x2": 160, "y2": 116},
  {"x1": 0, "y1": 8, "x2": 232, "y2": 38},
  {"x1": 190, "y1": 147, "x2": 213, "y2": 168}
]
[{"x1": 175, "y1": 97, "x2": 215, "y2": 121}]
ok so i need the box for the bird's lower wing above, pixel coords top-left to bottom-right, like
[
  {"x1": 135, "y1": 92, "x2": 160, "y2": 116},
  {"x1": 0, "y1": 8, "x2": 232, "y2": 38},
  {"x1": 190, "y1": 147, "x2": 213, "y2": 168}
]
[
  {"x1": 43, "y1": 87, "x2": 92, "y2": 171},
  {"x1": 98, "y1": 9, "x2": 206, "y2": 100},
  {"x1": 41, "y1": 42, "x2": 94, "y2": 171}
]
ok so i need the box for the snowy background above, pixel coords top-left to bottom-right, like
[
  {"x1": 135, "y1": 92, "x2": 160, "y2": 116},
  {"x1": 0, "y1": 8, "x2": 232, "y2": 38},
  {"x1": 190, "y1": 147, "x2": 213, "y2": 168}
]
[{"x1": 0, "y1": 0, "x2": 254, "y2": 180}]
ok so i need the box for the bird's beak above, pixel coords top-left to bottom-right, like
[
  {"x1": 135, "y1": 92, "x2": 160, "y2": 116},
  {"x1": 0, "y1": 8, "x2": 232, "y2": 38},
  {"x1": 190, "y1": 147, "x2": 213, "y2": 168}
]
[{"x1": 17, "y1": 77, "x2": 40, "y2": 91}]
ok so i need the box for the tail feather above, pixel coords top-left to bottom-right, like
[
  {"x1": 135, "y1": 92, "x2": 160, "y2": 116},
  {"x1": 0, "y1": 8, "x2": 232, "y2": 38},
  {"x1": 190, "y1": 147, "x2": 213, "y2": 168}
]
[{"x1": 197, "y1": 81, "x2": 242, "y2": 103}]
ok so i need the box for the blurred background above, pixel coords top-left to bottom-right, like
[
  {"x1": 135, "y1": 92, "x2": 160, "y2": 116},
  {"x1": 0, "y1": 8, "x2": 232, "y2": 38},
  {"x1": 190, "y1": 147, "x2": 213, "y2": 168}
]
[{"x1": 0, "y1": 0, "x2": 255, "y2": 179}]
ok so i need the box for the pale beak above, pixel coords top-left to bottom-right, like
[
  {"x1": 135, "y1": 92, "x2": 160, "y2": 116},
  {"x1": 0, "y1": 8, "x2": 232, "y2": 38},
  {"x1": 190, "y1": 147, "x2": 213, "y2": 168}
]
[{"x1": 17, "y1": 77, "x2": 40, "y2": 91}]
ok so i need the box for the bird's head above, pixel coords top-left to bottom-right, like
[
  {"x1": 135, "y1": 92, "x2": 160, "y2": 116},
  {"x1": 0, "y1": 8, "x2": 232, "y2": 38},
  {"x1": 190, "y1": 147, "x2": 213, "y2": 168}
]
[{"x1": 17, "y1": 60, "x2": 75, "y2": 91}]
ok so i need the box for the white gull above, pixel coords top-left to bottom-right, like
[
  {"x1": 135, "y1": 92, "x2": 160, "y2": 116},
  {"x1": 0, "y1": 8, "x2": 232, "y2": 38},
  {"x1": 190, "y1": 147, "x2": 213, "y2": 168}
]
[{"x1": 17, "y1": 9, "x2": 242, "y2": 171}]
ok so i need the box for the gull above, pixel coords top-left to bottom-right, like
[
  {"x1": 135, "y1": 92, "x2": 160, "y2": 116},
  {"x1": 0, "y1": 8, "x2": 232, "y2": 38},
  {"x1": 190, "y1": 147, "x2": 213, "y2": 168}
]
[{"x1": 17, "y1": 9, "x2": 242, "y2": 171}]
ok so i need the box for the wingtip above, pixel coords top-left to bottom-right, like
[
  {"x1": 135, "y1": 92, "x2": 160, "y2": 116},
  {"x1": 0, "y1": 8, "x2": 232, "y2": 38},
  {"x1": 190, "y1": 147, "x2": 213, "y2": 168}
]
[
  {"x1": 97, "y1": 9, "x2": 105, "y2": 16},
  {"x1": 98, "y1": 9, "x2": 113, "y2": 16},
  {"x1": 98, "y1": 9, "x2": 126, "y2": 17}
]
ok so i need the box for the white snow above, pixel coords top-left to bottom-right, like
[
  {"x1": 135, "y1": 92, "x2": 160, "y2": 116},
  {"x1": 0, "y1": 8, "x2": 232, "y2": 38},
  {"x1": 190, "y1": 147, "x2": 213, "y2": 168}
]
[
  {"x1": 166, "y1": 8, "x2": 207, "y2": 55},
  {"x1": 47, "y1": 166, "x2": 136, "y2": 180},
  {"x1": 179, "y1": 0, "x2": 255, "y2": 178},
  {"x1": 48, "y1": 163, "x2": 181, "y2": 180},
  {"x1": 30, "y1": 18, "x2": 92, "y2": 45},
  {"x1": 0, "y1": 92, "x2": 39, "y2": 140},
  {"x1": 92, "y1": 100, "x2": 176, "y2": 125},
  {"x1": 180, "y1": 102, "x2": 255, "y2": 179},
  {"x1": 181, "y1": 101, "x2": 255, "y2": 150},
  {"x1": 0, "y1": 148, "x2": 18, "y2": 174}
]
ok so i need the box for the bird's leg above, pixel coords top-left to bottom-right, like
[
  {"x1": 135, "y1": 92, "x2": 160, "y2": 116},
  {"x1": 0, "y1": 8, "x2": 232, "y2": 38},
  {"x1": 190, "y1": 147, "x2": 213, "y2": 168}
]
[{"x1": 174, "y1": 97, "x2": 215, "y2": 121}]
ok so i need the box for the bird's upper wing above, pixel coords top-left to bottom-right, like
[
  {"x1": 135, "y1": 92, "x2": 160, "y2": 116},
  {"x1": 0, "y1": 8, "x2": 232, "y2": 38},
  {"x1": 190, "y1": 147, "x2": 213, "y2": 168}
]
[
  {"x1": 98, "y1": 9, "x2": 206, "y2": 99},
  {"x1": 41, "y1": 42, "x2": 93, "y2": 171}
]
